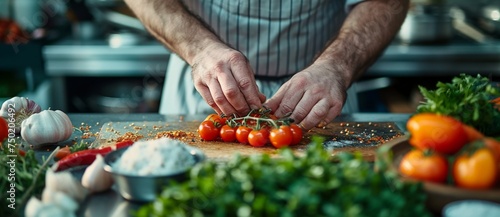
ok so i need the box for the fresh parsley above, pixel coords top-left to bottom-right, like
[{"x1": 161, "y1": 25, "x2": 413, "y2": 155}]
[
  {"x1": 135, "y1": 137, "x2": 431, "y2": 217},
  {"x1": 417, "y1": 74, "x2": 500, "y2": 136},
  {"x1": 1, "y1": 143, "x2": 46, "y2": 217}
]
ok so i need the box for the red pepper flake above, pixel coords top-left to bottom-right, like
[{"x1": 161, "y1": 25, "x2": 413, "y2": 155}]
[
  {"x1": 116, "y1": 132, "x2": 144, "y2": 142},
  {"x1": 155, "y1": 130, "x2": 196, "y2": 142},
  {"x1": 133, "y1": 126, "x2": 142, "y2": 130}
]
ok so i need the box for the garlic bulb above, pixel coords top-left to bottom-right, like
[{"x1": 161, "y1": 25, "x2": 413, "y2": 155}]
[
  {"x1": 21, "y1": 110, "x2": 73, "y2": 146},
  {"x1": 0, "y1": 96, "x2": 41, "y2": 133},
  {"x1": 45, "y1": 167, "x2": 88, "y2": 202},
  {"x1": 24, "y1": 197, "x2": 43, "y2": 217},
  {"x1": 82, "y1": 154, "x2": 114, "y2": 193}
]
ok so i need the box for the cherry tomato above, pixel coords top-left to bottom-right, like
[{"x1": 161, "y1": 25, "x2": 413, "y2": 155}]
[
  {"x1": 248, "y1": 129, "x2": 269, "y2": 147},
  {"x1": 198, "y1": 120, "x2": 219, "y2": 141},
  {"x1": 220, "y1": 125, "x2": 237, "y2": 142},
  {"x1": 453, "y1": 147, "x2": 497, "y2": 189},
  {"x1": 407, "y1": 113, "x2": 468, "y2": 155},
  {"x1": 289, "y1": 124, "x2": 303, "y2": 145},
  {"x1": 268, "y1": 114, "x2": 278, "y2": 120},
  {"x1": 269, "y1": 125, "x2": 293, "y2": 149},
  {"x1": 204, "y1": 113, "x2": 226, "y2": 128},
  {"x1": 399, "y1": 149, "x2": 448, "y2": 183},
  {"x1": 236, "y1": 126, "x2": 252, "y2": 144},
  {"x1": 0, "y1": 117, "x2": 8, "y2": 142}
]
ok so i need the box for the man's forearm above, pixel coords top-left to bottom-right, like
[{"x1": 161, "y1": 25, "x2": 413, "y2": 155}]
[
  {"x1": 315, "y1": 0, "x2": 409, "y2": 87},
  {"x1": 123, "y1": 0, "x2": 223, "y2": 65}
]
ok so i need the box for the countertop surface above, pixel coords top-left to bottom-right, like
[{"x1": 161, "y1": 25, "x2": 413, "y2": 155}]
[
  {"x1": 43, "y1": 38, "x2": 500, "y2": 77},
  {"x1": 57, "y1": 113, "x2": 412, "y2": 217},
  {"x1": 67, "y1": 113, "x2": 411, "y2": 130}
]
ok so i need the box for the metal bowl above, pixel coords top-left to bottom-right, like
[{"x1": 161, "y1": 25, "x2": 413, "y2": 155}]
[{"x1": 103, "y1": 145, "x2": 206, "y2": 202}]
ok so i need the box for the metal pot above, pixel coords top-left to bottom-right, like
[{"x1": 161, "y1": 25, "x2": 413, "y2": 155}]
[
  {"x1": 86, "y1": 0, "x2": 147, "y2": 33},
  {"x1": 479, "y1": 4, "x2": 500, "y2": 37},
  {"x1": 398, "y1": 4, "x2": 453, "y2": 44}
]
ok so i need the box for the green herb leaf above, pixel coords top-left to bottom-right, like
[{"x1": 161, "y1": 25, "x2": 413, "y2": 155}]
[
  {"x1": 416, "y1": 74, "x2": 500, "y2": 136},
  {"x1": 135, "y1": 137, "x2": 432, "y2": 217}
]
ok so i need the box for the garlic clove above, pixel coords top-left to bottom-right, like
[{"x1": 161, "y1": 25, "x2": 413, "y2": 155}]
[
  {"x1": 37, "y1": 203, "x2": 67, "y2": 217},
  {"x1": 42, "y1": 188, "x2": 79, "y2": 212},
  {"x1": 82, "y1": 154, "x2": 114, "y2": 193},
  {"x1": 45, "y1": 167, "x2": 89, "y2": 202},
  {"x1": 24, "y1": 196, "x2": 43, "y2": 217}
]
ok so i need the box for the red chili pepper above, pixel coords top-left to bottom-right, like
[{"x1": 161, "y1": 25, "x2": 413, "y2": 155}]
[{"x1": 55, "y1": 140, "x2": 134, "y2": 172}]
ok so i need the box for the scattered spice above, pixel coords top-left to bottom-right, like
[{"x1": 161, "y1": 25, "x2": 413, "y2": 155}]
[
  {"x1": 324, "y1": 122, "x2": 403, "y2": 148},
  {"x1": 116, "y1": 132, "x2": 144, "y2": 142},
  {"x1": 155, "y1": 130, "x2": 196, "y2": 143}
]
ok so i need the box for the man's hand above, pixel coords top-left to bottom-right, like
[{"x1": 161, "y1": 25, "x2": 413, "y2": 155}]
[
  {"x1": 192, "y1": 43, "x2": 266, "y2": 116},
  {"x1": 124, "y1": 0, "x2": 265, "y2": 116},
  {"x1": 264, "y1": 62, "x2": 348, "y2": 130},
  {"x1": 266, "y1": 0, "x2": 409, "y2": 130}
]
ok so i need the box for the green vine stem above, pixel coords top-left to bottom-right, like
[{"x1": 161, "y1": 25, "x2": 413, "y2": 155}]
[
  {"x1": 19, "y1": 146, "x2": 60, "y2": 206},
  {"x1": 225, "y1": 108, "x2": 295, "y2": 129}
]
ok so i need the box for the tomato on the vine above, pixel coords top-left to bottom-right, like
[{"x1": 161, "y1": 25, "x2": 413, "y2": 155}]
[
  {"x1": 0, "y1": 117, "x2": 8, "y2": 142},
  {"x1": 407, "y1": 113, "x2": 468, "y2": 155},
  {"x1": 205, "y1": 113, "x2": 226, "y2": 128},
  {"x1": 453, "y1": 147, "x2": 497, "y2": 189},
  {"x1": 268, "y1": 114, "x2": 278, "y2": 120},
  {"x1": 220, "y1": 125, "x2": 237, "y2": 142},
  {"x1": 248, "y1": 129, "x2": 269, "y2": 147},
  {"x1": 269, "y1": 125, "x2": 293, "y2": 148},
  {"x1": 236, "y1": 126, "x2": 252, "y2": 144},
  {"x1": 198, "y1": 120, "x2": 219, "y2": 141},
  {"x1": 289, "y1": 124, "x2": 303, "y2": 145},
  {"x1": 399, "y1": 149, "x2": 448, "y2": 183}
]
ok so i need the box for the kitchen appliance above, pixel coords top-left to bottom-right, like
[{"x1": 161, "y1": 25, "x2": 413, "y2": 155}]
[
  {"x1": 398, "y1": 2, "x2": 453, "y2": 44},
  {"x1": 85, "y1": 0, "x2": 149, "y2": 45},
  {"x1": 479, "y1": 2, "x2": 500, "y2": 37}
]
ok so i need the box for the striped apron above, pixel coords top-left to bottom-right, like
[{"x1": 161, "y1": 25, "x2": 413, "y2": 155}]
[{"x1": 159, "y1": 0, "x2": 365, "y2": 115}]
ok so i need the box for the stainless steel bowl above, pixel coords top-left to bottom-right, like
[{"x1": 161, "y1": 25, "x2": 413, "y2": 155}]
[{"x1": 103, "y1": 145, "x2": 206, "y2": 202}]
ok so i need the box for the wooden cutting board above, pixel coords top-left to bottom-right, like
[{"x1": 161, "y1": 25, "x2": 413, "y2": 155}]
[{"x1": 96, "y1": 121, "x2": 404, "y2": 162}]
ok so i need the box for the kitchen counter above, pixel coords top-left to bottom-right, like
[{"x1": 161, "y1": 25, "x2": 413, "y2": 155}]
[
  {"x1": 67, "y1": 113, "x2": 411, "y2": 130},
  {"x1": 43, "y1": 40, "x2": 171, "y2": 77},
  {"x1": 43, "y1": 39, "x2": 500, "y2": 77},
  {"x1": 59, "y1": 112, "x2": 412, "y2": 217},
  {"x1": 41, "y1": 37, "x2": 500, "y2": 112}
]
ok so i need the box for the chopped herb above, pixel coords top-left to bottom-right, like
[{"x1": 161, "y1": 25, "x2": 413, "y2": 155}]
[
  {"x1": 70, "y1": 140, "x2": 90, "y2": 153},
  {"x1": 135, "y1": 137, "x2": 431, "y2": 217},
  {"x1": 0, "y1": 142, "x2": 55, "y2": 217},
  {"x1": 417, "y1": 74, "x2": 500, "y2": 136}
]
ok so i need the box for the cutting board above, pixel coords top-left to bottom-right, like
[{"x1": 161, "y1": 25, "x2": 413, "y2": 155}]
[{"x1": 96, "y1": 121, "x2": 404, "y2": 162}]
